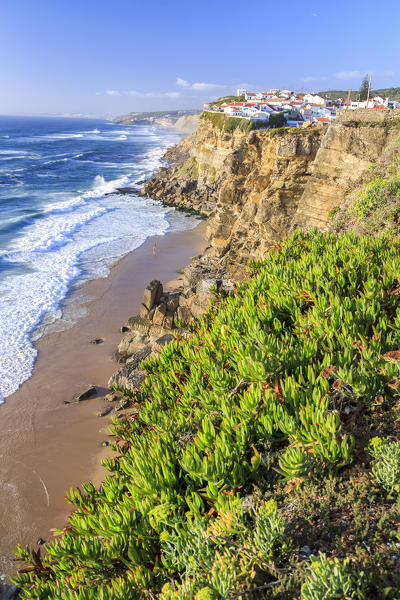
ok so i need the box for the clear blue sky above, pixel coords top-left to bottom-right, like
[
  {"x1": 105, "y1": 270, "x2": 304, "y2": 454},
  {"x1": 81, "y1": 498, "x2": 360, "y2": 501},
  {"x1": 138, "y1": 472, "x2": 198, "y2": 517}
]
[{"x1": 1, "y1": 0, "x2": 399, "y2": 116}]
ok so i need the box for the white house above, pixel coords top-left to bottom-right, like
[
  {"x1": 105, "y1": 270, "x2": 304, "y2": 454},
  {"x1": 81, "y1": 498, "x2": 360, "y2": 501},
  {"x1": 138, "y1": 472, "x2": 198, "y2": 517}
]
[
  {"x1": 302, "y1": 94, "x2": 326, "y2": 105},
  {"x1": 252, "y1": 112, "x2": 269, "y2": 121},
  {"x1": 224, "y1": 106, "x2": 240, "y2": 114},
  {"x1": 259, "y1": 103, "x2": 276, "y2": 114},
  {"x1": 242, "y1": 105, "x2": 260, "y2": 116},
  {"x1": 245, "y1": 92, "x2": 257, "y2": 101},
  {"x1": 237, "y1": 88, "x2": 246, "y2": 97}
]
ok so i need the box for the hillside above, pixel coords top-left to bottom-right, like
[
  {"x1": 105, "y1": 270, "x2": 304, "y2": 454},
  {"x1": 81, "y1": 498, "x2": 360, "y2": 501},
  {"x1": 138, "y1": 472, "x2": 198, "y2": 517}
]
[
  {"x1": 318, "y1": 87, "x2": 400, "y2": 101},
  {"x1": 13, "y1": 110, "x2": 400, "y2": 599},
  {"x1": 114, "y1": 110, "x2": 201, "y2": 132}
]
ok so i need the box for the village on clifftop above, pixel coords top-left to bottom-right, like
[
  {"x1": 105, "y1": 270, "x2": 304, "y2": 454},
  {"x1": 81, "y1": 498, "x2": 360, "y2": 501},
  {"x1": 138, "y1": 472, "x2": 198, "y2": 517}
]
[{"x1": 204, "y1": 88, "x2": 400, "y2": 128}]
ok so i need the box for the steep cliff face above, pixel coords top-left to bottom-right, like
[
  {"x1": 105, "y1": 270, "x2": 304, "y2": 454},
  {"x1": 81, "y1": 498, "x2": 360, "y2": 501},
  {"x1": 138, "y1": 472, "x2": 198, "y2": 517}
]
[
  {"x1": 293, "y1": 114, "x2": 400, "y2": 230},
  {"x1": 143, "y1": 117, "x2": 324, "y2": 275},
  {"x1": 142, "y1": 110, "x2": 400, "y2": 276}
]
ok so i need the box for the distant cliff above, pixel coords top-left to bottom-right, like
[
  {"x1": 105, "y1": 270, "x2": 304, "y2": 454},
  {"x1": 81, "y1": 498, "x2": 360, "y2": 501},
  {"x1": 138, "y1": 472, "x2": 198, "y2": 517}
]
[{"x1": 114, "y1": 110, "x2": 200, "y2": 132}]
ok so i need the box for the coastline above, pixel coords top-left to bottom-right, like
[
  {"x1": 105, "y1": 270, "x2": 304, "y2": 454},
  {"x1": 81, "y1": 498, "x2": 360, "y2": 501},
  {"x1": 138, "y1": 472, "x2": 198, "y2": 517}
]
[{"x1": 0, "y1": 219, "x2": 207, "y2": 579}]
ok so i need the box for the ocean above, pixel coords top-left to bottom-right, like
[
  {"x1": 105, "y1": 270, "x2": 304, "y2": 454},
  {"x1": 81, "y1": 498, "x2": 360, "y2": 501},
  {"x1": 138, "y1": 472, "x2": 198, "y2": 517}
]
[{"x1": 0, "y1": 115, "x2": 196, "y2": 402}]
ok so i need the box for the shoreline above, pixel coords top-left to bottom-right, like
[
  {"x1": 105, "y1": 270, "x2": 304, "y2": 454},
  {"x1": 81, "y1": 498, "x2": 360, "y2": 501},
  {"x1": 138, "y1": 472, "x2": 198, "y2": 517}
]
[{"x1": 0, "y1": 219, "x2": 207, "y2": 579}]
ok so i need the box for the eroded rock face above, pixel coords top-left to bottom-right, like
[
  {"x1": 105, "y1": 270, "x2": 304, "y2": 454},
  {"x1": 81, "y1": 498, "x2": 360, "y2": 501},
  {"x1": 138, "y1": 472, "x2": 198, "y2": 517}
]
[
  {"x1": 142, "y1": 110, "x2": 400, "y2": 273},
  {"x1": 108, "y1": 362, "x2": 146, "y2": 394},
  {"x1": 142, "y1": 280, "x2": 163, "y2": 311},
  {"x1": 142, "y1": 117, "x2": 325, "y2": 274},
  {"x1": 292, "y1": 118, "x2": 400, "y2": 230}
]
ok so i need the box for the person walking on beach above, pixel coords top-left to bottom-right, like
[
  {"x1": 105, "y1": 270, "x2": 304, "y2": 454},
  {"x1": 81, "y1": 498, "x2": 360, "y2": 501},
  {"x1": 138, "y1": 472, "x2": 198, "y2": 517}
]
[{"x1": 153, "y1": 242, "x2": 157, "y2": 256}]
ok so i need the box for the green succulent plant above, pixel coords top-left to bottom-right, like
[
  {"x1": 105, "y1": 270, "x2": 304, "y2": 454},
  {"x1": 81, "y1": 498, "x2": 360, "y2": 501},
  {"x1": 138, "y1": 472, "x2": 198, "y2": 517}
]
[{"x1": 14, "y1": 230, "x2": 400, "y2": 599}]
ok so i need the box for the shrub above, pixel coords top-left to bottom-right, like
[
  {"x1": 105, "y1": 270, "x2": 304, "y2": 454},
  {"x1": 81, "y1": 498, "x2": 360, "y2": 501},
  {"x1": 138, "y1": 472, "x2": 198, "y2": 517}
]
[
  {"x1": 269, "y1": 112, "x2": 287, "y2": 128},
  {"x1": 301, "y1": 553, "x2": 369, "y2": 600},
  {"x1": 369, "y1": 437, "x2": 400, "y2": 496},
  {"x1": 352, "y1": 176, "x2": 400, "y2": 220}
]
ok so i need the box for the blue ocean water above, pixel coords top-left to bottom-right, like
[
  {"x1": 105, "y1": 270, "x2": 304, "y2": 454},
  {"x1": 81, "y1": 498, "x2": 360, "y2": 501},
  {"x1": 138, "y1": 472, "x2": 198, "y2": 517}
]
[{"x1": 0, "y1": 116, "x2": 196, "y2": 402}]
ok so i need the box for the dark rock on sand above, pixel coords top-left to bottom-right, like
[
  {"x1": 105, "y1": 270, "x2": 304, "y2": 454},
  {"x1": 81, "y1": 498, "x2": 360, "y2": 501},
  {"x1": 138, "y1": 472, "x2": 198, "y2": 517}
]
[
  {"x1": 142, "y1": 280, "x2": 163, "y2": 311},
  {"x1": 74, "y1": 385, "x2": 97, "y2": 402},
  {"x1": 90, "y1": 338, "x2": 103, "y2": 345}
]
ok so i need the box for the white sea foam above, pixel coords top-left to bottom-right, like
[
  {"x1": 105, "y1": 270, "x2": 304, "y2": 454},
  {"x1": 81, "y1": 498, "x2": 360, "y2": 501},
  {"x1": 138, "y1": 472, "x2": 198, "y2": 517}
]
[
  {"x1": 0, "y1": 125, "x2": 191, "y2": 402},
  {"x1": 0, "y1": 150, "x2": 30, "y2": 155}
]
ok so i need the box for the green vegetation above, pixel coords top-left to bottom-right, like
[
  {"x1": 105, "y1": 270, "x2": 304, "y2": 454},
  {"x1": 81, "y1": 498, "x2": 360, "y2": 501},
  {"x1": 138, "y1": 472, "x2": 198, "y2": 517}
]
[
  {"x1": 200, "y1": 111, "x2": 269, "y2": 132},
  {"x1": 301, "y1": 553, "x2": 370, "y2": 599},
  {"x1": 354, "y1": 119, "x2": 400, "y2": 129},
  {"x1": 176, "y1": 156, "x2": 198, "y2": 180},
  {"x1": 318, "y1": 87, "x2": 400, "y2": 101},
  {"x1": 359, "y1": 75, "x2": 370, "y2": 102},
  {"x1": 350, "y1": 139, "x2": 400, "y2": 229},
  {"x1": 369, "y1": 437, "x2": 400, "y2": 496},
  {"x1": 14, "y1": 231, "x2": 400, "y2": 598},
  {"x1": 328, "y1": 206, "x2": 340, "y2": 220},
  {"x1": 269, "y1": 112, "x2": 287, "y2": 129},
  {"x1": 207, "y1": 95, "x2": 245, "y2": 107},
  {"x1": 352, "y1": 175, "x2": 400, "y2": 219}
]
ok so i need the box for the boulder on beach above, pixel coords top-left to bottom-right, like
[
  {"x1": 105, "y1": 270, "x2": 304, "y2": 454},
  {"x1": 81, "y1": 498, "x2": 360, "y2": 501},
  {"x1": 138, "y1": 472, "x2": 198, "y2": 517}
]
[
  {"x1": 74, "y1": 385, "x2": 97, "y2": 402},
  {"x1": 142, "y1": 280, "x2": 163, "y2": 311}
]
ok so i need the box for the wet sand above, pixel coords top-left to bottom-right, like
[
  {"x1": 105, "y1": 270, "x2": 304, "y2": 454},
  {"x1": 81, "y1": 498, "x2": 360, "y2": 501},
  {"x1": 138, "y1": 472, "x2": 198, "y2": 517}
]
[{"x1": 0, "y1": 220, "x2": 206, "y2": 578}]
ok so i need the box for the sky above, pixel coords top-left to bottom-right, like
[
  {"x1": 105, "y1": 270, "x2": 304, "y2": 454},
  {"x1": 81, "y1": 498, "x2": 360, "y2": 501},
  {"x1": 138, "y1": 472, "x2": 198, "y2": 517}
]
[{"x1": 0, "y1": 0, "x2": 399, "y2": 116}]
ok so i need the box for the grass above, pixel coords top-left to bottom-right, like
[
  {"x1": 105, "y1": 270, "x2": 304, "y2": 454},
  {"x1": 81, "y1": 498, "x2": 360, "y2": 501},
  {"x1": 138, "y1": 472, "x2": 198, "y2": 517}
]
[
  {"x1": 206, "y1": 95, "x2": 245, "y2": 107},
  {"x1": 200, "y1": 111, "x2": 269, "y2": 132},
  {"x1": 13, "y1": 230, "x2": 400, "y2": 599}
]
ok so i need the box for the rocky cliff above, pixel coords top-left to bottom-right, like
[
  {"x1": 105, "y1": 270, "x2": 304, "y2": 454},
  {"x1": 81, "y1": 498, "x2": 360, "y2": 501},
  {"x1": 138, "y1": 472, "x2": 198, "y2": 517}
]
[
  {"x1": 293, "y1": 110, "x2": 400, "y2": 230},
  {"x1": 144, "y1": 110, "x2": 400, "y2": 274},
  {"x1": 143, "y1": 117, "x2": 325, "y2": 276}
]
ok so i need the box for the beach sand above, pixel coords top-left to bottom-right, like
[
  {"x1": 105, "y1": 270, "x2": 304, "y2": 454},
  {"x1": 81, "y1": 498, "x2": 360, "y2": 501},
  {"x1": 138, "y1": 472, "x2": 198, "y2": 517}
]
[{"x1": 0, "y1": 220, "x2": 206, "y2": 578}]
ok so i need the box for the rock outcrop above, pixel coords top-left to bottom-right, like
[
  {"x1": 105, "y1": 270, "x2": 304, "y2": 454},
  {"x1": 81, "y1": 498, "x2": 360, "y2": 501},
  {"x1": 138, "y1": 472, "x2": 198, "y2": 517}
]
[
  {"x1": 293, "y1": 110, "x2": 400, "y2": 229},
  {"x1": 109, "y1": 277, "x2": 221, "y2": 393}
]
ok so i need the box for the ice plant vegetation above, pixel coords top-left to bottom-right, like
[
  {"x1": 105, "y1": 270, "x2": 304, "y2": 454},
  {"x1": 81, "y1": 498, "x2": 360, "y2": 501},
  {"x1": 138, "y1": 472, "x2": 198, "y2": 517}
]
[{"x1": 14, "y1": 231, "x2": 400, "y2": 598}]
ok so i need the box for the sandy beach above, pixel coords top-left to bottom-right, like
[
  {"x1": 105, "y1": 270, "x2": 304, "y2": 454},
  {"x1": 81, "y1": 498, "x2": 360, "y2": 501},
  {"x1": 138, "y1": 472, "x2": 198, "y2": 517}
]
[{"x1": 0, "y1": 220, "x2": 206, "y2": 578}]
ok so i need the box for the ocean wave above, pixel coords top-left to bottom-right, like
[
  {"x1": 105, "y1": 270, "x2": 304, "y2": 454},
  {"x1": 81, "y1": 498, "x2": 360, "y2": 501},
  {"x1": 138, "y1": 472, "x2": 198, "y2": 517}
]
[
  {"x1": 82, "y1": 173, "x2": 131, "y2": 198},
  {"x1": 0, "y1": 122, "x2": 186, "y2": 401}
]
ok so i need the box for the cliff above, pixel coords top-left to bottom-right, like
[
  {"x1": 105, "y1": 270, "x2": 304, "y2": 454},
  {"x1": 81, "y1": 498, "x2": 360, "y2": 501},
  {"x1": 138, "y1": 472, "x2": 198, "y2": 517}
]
[
  {"x1": 293, "y1": 110, "x2": 400, "y2": 230},
  {"x1": 143, "y1": 117, "x2": 325, "y2": 278},
  {"x1": 114, "y1": 110, "x2": 200, "y2": 132},
  {"x1": 143, "y1": 110, "x2": 400, "y2": 276}
]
